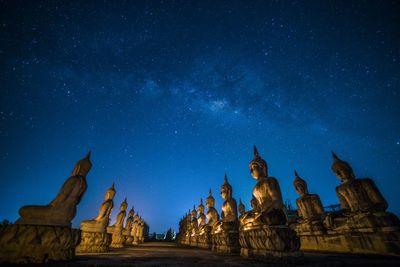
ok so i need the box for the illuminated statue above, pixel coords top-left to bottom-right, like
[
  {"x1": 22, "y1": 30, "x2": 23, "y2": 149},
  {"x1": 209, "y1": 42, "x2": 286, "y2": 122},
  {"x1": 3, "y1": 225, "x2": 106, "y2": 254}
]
[
  {"x1": 211, "y1": 174, "x2": 239, "y2": 253},
  {"x1": 206, "y1": 189, "x2": 220, "y2": 226},
  {"x1": 325, "y1": 152, "x2": 400, "y2": 230},
  {"x1": 80, "y1": 183, "x2": 115, "y2": 232},
  {"x1": 124, "y1": 207, "x2": 135, "y2": 244},
  {"x1": 17, "y1": 152, "x2": 91, "y2": 227},
  {"x1": 110, "y1": 198, "x2": 128, "y2": 248},
  {"x1": 239, "y1": 146, "x2": 300, "y2": 258},
  {"x1": 292, "y1": 171, "x2": 325, "y2": 233},
  {"x1": 197, "y1": 199, "x2": 207, "y2": 228}
]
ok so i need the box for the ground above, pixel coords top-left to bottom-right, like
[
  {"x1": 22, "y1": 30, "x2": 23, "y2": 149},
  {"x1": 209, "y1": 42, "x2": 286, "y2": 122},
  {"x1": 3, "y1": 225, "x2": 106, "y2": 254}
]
[{"x1": 3, "y1": 242, "x2": 400, "y2": 267}]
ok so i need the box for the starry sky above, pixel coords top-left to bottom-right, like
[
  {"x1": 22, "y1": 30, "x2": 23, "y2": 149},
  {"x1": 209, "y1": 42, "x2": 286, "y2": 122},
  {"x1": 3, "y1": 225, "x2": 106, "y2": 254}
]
[{"x1": 0, "y1": 1, "x2": 399, "y2": 233}]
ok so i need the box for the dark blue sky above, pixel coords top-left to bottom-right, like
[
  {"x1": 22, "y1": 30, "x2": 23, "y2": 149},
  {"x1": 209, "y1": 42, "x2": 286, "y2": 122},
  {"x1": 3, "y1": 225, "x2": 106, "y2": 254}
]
[{"x1": 1, "y1": 0, "x2": 399, "y2": 233}]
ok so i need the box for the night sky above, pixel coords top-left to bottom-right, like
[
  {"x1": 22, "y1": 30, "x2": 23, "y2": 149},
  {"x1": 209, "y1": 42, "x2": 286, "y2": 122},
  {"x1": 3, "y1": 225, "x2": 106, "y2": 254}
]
[{"x1": 1, "y1": 1, "x2": 399, "y2": 233}]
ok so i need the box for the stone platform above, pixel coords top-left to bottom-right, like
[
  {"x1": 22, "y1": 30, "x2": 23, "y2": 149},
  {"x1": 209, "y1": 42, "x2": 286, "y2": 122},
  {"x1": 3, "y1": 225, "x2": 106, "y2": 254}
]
[
  {"x1": 4, "y1": 242, "x2": 398, "y2": 267},
  {"x1": 0, "y1": 224, "x2": 79, "y2": 264},
  {"x1": 75, "y1": 231, "x2": 111, "y2": 253},
  {"x1": 298, "y1": 226, "x2": 400, "y2": 256}
]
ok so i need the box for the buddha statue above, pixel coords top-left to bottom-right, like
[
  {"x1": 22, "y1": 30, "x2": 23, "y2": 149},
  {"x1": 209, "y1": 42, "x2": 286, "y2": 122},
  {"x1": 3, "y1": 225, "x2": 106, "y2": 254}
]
[
  {"x1": 238, "y1": 199, "x2": 245, "y2": 216},
  {"x1": 114, "y1": 198, "x2": 128, "y2": 228},
  {"x1": 239, "y1": 146, "x2": 300, "y2": 258},
  {"x1": 325, "y1": 152, "x2": 400, "y2": 230},
  {"x1": 80, "y1": 183, "x2": 115, "y2": 232},
  {"x1": 125, "y1": 207, "x2": 135, "y2": 231},
  {"x1": 16, "y1": 152, "x2": 92, "y2": 227},
  {"x1": 190, "y1": 205, "x2": 198, "y2": 237},
  {"x1": 213, "y1": 174, "x2": 238, "y2": 234},
  {"x1": 206, "y1": 189, "x2": 220, "y2": 226},
  {"x1": 244, "y1": 146, "x2": 286, "y2": 226},
  {"x1": 292, "y1": 171, "x2": 325, "y2": 233},
  {"x1": 110, "y1": 198, "x2": 128, "y2": 248},
  {"x1": 131, "y1": 213, "x2": 140, "y2": 244},
  {"x1": 197, "y1": 199, "x2": 207, "y2": 228}
]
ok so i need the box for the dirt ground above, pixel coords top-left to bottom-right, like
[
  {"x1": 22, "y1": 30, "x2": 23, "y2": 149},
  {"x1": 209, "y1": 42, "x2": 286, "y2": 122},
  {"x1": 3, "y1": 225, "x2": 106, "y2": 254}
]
[{"x1": 3, "y1": 242, "x2": 400, "y2": 267}]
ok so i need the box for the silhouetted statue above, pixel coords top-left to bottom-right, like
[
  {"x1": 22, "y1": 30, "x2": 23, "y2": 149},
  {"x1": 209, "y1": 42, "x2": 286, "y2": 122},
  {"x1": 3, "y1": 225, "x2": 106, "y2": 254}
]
[{"x1": 17, "y1": 152, "x2": 92, "y2": 227}]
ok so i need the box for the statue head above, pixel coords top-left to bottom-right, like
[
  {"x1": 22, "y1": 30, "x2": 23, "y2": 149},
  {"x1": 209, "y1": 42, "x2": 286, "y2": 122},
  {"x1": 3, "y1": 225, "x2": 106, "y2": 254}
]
[
  {"x1": 120, "y1": 198, "x2": 128, "y2": 211},
  {"x1": 105, "y1": 182, "x2": 116, "y2": 201},
  {"x1": 331, "y1": 151, "x2": 355, "y2": 182},
  {"x1": 198, "y1": 198, "x2": 205, "y2": 214},
  {"x1": 249, "y1": 145, "x2": 268, "y2": 180},
  {"x1": 220, "y1": 174, "x2": 233, "y2": 200},
  {"x1": 206, "y1": 189, "x2": 215, "y2": 208},
  {"x1": 250, "y1": 196, "x2": 257, "y2": 209},
  {"x1": 72, "y1": 151, "x2": 92, "y2": 176},
  {"x1": 293, "y1": 170, "x2": 308, "y2": 197},
  {"x1": 191, "y1": 205, "x2": 197, "y2": 219},
  {"x1": 238, "y1": 199, "x2": 245, "y2": 215},
  {"x1": 134, "y1": 213, "x2": 140, "y2": 221},
  {"x1": 128, "y1": 207, "x2": 135, "y2": 217}
]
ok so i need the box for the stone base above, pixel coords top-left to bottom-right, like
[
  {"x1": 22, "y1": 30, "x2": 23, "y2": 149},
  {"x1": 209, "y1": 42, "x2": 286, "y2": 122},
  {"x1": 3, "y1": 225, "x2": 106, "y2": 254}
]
[
  {"x1": 298, "y1": 226, "x2": 400, "y2": 256},
  {"x1": 125, "y1": 235, "x2": 133, "y2": 244},
  {"x1": 75, "y1": 231, "x2": 111, "y2": 253},
  {"x1": 239, "y1": 225, "x2": 301, "y2": 259},
  {"x1": 0, "y1": 224, "x2": 79, "y2": 264},
  {"x1": 189, "y1": 235, "x2": 198, "y2": 247},
  {"x1": 110, "y1": 229, "x2": 125, "y2": 248},
  {"x1": 197, "y1": 233, "x2": 211, "y2": 249},
  {"x1": 211, "y1": 231, "x2": 240, "y2": 253}
]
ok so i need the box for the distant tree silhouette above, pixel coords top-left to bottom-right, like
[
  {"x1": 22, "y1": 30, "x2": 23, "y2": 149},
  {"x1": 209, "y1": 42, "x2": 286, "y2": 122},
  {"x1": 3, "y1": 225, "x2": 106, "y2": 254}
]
[
  {"x1": 165, "y1": 228, "x2": 173, "y2": 241},
  {"x1": 0, "y1": 219, "x2": 10, "y2": 226}
]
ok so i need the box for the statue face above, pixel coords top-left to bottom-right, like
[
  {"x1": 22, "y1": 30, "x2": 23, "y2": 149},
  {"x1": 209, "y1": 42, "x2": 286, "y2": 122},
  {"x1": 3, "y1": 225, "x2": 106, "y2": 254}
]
[
  {"x1": 220, "y1": 186, "x2": 230, "y2": 200},
  {"x1": 198, "y1": 206, "x2": 204, "y2": 214},
  {"x1": 206, "y1": 198, "x2": 214, "y2": 208},
  {"x1": 295, "y1": 183, "x2": 307, "y2": 196},
  {"x1": 250, "y1": 163, "x2": 262, "y2": 180},
  {"x1": 121, "y1": 203, "x2": 128, "y2": 211},
  {"x1": 334, "y1": 167, "x2": 353, "y2": 182},
  {"x1": 105, "y1": 191, "x2": 115, "y2": 201}
]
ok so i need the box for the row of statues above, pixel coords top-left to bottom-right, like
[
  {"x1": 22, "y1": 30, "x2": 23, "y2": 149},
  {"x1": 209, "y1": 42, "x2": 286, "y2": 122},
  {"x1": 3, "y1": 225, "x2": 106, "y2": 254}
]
[
  {"x1": 177, "y1": 146, "x2": 400, "y2": 258},
  {"x1": 76, "y1": 183, "x2": 146, "y2": 253},
  {"x1": 0, "y1": 152, "x2": 148, "y2": 264}
]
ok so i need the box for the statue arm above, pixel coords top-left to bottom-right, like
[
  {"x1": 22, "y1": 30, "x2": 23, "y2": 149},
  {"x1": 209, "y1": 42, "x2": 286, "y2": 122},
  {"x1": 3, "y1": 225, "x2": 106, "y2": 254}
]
[
  {"x1": 266, "y1": 179, "x2": 283, "y2": 211},
  {"x1": 363, "y1": 179, "x2": 388, "y2": 211},
  {"x1": 314, "y1": 197, "x2": 325, "y2": 216},
  {"x1": 336, "y1": 188, "x2": 350, "y2": 212},
  {"x1": 49, "y1": 177, "x2": 77, "y2": 206}
]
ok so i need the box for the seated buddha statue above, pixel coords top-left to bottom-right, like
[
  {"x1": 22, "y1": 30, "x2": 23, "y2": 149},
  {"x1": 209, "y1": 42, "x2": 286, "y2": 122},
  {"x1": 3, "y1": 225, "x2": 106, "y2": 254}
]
[
  {"x1": 238, "y1": 199, "x2": 245, "y2": 217},
  {"x1": 293, "y1": 171, "x2": 325, "y2": 233},
  {"x1": 17, "y1": 152, "x2": 92, "y2": 227},
  {"x1": 213, "y1": 174, "x2": 238, "y2": 234},
  {"x1": 109, "y1": 198, "x2": 128, "y2": 232},
  {"x1": 80, "y1": 182, "x2": 116, "y2": 232},
  {"x1": 130, "y1": 213, "x2": 140, "y2": 240},
  {"x1": 241, "y1": 146, "x2": 287, "y2": 228},
  {"x1": 197, "y1": 199, "x2": 207, "y2": 234},
  {"x1": 206, "y1": 189, "x2": 220, "y2": 227},
  {"x1": 325, "y1": 152, "x2": 399, "y2": 230},
  {"x1": 190, "y1": 205, "x2": 198, "y2": 236},
  {"x1": 124, "y1": 207, "x2": 135, "y2": 232}
]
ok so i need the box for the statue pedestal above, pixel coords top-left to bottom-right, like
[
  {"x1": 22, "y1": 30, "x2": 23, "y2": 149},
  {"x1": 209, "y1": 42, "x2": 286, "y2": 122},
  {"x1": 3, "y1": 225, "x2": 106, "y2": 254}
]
[
  {"x1": 297, "y1": 226, "x2": 400, "y2": 255},
  {"x1": 0, "y1": 224, "x2": 79, "y2": 264},
  {"x1": 189, "y1": 234, "x2": 198, "y2": 247},
  {"x1": 211, "y1": 231, "x2": 240, "y2": 253},
  {"x1": 110, "y1": 227, "x2": 125, "y2": 248},
  {"x1": 132, "y1": 236, "x2": 140, "y2": 245},
  {"x1": 239, "y1": 225, "x2": 302, "y2": 261},
  {"x1": 197, "y1": 226, "x2": 211, "y2": 249},
  {"x1": 75, "y1": 231, "x2": 111, "y2": 253}
]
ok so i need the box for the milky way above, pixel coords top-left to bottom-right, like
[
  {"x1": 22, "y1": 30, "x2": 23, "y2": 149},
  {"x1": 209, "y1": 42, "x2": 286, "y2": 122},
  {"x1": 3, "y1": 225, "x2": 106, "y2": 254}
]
[{"x1": 0, "y1": 1, "x2": 399, "y2": 232}]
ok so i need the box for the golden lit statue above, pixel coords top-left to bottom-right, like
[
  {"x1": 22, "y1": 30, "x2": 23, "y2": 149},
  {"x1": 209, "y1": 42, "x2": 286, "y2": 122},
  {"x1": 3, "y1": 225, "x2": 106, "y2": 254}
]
[
  {"x1": 17, "y1": 152, "x2": 92, "y2": 227},
  {"x1": 238, "y1": 199, "x2": 245, "y2": 217},
  {"x1": 110, "y1": 198, "x2": 128, "y2": 248},
  {"x1": 213, "y1": 174, "x2": 238, "y2": 233},
  {"x1": 292, "y1": 171, "x2": 325, "y2": 233},
  {"x1": 80, "y1": 183, "x2": 115, "y2": 232},
  {"x1": 325, "y1": 152, "x2": 399, "y2": 230},
  {"x1": 241, "y1": 146, "x2": 286, "y2": 227},
  {"x1": 239, "y1": 146, "x2": 300, "y2": 258},
  {"x1": 190, "y1": 205, "x2": 198, "y2": 236},
  {"x1": 197, "y1": 199, "x2": 207, "y2": 228},
  {"x1": 206, "y1": 189, "x2": 220, "y2": 226}
]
